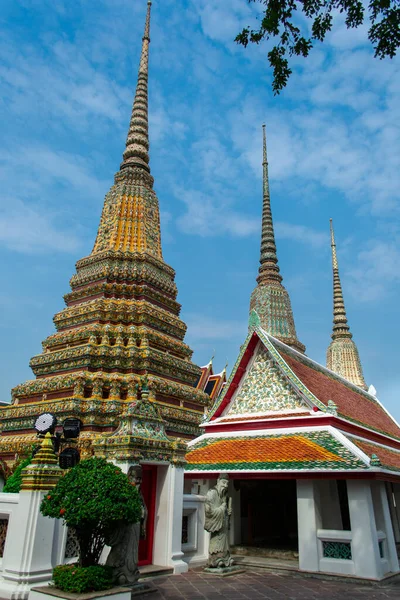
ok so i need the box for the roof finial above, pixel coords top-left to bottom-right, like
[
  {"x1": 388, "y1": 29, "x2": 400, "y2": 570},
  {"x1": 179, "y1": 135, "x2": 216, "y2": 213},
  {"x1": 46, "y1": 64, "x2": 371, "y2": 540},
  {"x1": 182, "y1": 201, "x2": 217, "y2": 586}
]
[
  {"x1": 121, "y1": 0, "x2": 152, "y2": 173},
  {"x1": 329, "y1": 219, "x2": 351, "y2": 339},
  {"x1": 327, "y1": 220, "x2": 367, "y2": 390},
  {"x1": 262, "y1": 124, "x2": 270, "y2": 200},
  {"x1": 258, "y1": 124, "x2": 281, "y2": 284},
  {"x1": 249, "y1": 125, "x2": 305, "y2": 354}
]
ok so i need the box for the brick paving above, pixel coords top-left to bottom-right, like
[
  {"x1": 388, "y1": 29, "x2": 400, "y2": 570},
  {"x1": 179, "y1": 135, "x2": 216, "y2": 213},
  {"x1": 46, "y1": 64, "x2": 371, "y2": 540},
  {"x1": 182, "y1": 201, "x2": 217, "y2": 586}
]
[{"x1": 136, "y1": 570, "x2": 400, "y2": 600}]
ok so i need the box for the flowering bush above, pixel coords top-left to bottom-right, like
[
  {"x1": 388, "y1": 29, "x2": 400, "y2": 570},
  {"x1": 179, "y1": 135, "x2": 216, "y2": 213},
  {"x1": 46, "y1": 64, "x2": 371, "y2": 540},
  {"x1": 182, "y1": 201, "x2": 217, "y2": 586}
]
[
  {"x1": 52, "y1": 564, "x2": 113, "y2": 593},
  {"x1": 40, "y1": 458, "x2": 142, "y2": 567}
]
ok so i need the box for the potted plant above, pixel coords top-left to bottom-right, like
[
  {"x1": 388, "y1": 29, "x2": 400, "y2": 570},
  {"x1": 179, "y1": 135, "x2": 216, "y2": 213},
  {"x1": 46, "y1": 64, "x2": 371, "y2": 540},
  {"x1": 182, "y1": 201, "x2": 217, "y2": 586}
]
[{"x1": 32, "y1": 458, "x2": 142, "y2": 598}]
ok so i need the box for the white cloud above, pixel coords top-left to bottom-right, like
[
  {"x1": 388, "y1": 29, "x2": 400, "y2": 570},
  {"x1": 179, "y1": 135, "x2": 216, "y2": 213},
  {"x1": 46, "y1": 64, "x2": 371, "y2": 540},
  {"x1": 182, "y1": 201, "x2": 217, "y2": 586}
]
[
  {"x1": 0, "y1": 198, "x2": 81, "y2": 253},
  {"x1": 0, "y1": 146, "x2": 107, "y2": 254},
  {"x1": 176, "y1": 189, "x2": 259, "y2": 238},
  {"x1": 185, "y1": 313, "x2": 247, "y2": 340},
  {"x1": 275, "y1": 222, "x2": 329, "y2": 248},
  {"x1": 346, "y1": 240, "x2": 400, "y2": 302},
  {"x1": 195, "y1": 0, "x2": 253, "y2": 44}
]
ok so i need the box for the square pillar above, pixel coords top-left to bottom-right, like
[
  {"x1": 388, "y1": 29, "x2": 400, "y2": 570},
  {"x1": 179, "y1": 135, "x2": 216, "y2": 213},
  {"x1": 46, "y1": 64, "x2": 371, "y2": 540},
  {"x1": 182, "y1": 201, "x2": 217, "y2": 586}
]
[
  {"x1": 152, "y1": 464, "x2": 188, "y2": 574},
  {"x1": 1, "y1": 491, "x2": 57, "y2": 600},
  {"x1": 296, "y1": 480, "x2": 321, "y2": 572},
  {"x1": 229, "y1": 481, "x2": 241, "y2": 547},
  {"x1": 347, "y1": 480, "x2": 381, "y2": 579},
  {"x1": 372, "y1": 482, "x2": 399, "y2": 574}
]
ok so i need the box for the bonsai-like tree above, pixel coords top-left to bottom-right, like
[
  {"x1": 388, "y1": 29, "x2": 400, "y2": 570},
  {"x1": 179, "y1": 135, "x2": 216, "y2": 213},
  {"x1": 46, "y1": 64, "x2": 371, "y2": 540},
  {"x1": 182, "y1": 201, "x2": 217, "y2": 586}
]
[{"x1": 41, "y1": 458, "x2": 142, "y2": 567}]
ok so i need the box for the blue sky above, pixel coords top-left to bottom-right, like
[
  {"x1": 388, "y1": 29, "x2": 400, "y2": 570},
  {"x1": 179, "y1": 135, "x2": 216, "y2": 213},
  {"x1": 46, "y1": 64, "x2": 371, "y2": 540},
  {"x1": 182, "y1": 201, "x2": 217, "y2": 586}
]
[{"x1": 1, "y1": 0, "x2": 400, "y2": 421}]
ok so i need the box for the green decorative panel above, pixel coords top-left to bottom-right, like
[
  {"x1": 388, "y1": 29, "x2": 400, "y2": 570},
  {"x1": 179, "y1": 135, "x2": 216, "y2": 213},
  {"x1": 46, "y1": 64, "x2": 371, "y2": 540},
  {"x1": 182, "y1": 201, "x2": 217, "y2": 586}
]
[{"x1": 322, "y1": 541, "x2": 352, "y2": 560}]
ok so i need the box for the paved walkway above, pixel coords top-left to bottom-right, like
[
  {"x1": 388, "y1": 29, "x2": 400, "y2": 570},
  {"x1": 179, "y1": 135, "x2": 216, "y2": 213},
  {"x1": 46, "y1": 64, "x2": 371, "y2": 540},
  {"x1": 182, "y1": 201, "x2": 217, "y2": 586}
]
[{"x1": 136, "y1": 569, "x2": 400, "y2": 600}]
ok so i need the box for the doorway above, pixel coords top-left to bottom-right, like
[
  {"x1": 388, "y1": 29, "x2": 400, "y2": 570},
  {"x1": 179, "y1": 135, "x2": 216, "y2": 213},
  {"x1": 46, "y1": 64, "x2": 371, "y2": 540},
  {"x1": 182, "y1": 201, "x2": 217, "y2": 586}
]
[
  {"x1": 138, "y1": 465, "x2": 157, "y2": 566},
  {"x1": 239, "y1": 479, "x2": 298, "y2": 552}
]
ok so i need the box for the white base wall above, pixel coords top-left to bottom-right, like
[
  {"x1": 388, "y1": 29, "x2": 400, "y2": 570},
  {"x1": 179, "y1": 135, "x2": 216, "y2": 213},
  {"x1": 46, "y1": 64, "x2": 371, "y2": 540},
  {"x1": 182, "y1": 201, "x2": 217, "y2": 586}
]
[
  {"x1": 297, "y1": 479, "x2": 400, "y2": 580},
  {"x1": 29, "y1": 588, "x2": 130, "y2": 600},
  {"x1": 181, "y1": 494, "x2": 209, "y2": 567},
  {"x1": 0, "y1": 491, "x2": 57, "y2": 600}
]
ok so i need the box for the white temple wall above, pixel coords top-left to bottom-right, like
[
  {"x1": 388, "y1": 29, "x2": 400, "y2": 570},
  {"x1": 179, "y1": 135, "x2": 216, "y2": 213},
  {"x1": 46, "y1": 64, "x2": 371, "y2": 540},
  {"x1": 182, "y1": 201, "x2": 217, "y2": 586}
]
[
  {"x1": 371, "y1": 481, "x2": 399, "y2": 574},
  {"x1": 0, "y1": 490, "x2": 57, "y2": 600},
  {"x1": 296, "y1": 479, "x2": 400, "y2": 580},
  {"x1": 181, "y1": 494, "x2": 209, "y2": 567},
  {"x1": 387, "y1": 482, "x2": 400, "y2": 543}
]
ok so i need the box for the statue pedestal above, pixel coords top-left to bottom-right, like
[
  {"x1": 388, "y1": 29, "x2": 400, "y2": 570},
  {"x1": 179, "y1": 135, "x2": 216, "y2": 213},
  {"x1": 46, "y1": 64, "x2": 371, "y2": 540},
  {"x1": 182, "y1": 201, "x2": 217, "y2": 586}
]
[{"x1": 203, "y1": 566, "x2": 245, "y2": 577}]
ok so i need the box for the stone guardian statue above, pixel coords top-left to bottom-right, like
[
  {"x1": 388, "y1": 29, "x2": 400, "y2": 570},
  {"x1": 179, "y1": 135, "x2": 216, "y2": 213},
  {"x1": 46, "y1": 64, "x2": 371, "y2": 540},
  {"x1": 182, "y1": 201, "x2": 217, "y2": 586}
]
[
  {"x1": 204, "y1": 472, "x2": 234, "y2": 569},
  {"x1": 105, "y1": 464, "x2": 148, "y2": 585}
]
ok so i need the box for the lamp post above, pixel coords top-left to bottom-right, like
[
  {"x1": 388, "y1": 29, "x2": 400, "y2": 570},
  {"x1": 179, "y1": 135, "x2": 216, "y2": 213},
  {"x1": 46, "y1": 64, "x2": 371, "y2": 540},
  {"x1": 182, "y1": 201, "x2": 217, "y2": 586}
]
[{"x1": 33, "y1": 413, "x2": 82, "y2": 469}]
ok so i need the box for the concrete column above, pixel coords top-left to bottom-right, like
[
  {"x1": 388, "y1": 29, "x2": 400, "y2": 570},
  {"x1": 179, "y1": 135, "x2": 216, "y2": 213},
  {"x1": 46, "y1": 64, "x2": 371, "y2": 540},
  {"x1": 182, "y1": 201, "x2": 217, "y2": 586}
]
[
  {"x1": 152, "y1": 464, "x2": 188, "y2": 574},
  {"x1": 296, "y1": 480, "x2": 322, "y2": 572},
  {"x1": 372, "y1": 482, "x2": 399, "y2": 574},
  {"x1": 347, "y1": 480, "x2": 381, "y2": 579},
  {"x1": 229, "y1": 481, "x2": 241, "y2": 547},
  {"x1": 391, "y1": 483, "x2": 400, "y2": 543},
  {"x1": 1, "y1": 490, "x2": 57, "y2": 600}
]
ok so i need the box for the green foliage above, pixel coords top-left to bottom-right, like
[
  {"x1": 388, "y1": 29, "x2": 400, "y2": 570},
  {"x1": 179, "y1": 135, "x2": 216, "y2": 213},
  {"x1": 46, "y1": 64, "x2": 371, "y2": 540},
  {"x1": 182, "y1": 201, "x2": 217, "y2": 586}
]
[
  {"x1": 40, "y1": 458, "x2": 142, "y2": 566},
  {"x1": 236, "y1": 0, "x2": 400, "y2": 93},
  {"x1": 52, "y1": 564, "x2": 113, "y2": 593},
  {"x1": 3, "y1": 455, "x2": 33, "y2": 493}
]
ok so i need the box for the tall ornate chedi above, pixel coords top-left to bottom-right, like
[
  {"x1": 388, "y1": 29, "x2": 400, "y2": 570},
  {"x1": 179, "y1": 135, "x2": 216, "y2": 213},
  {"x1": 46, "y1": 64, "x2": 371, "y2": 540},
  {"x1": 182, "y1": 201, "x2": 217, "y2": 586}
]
[
  {"x1": 250, "y1": 125, "x2": 305, "y2": 354},
  {"x1": 0, "y1": 0, "x2": 209, "y2": 460},
  {"x1": 326, "y1": 220, "x2": 367, "y2": 390}
]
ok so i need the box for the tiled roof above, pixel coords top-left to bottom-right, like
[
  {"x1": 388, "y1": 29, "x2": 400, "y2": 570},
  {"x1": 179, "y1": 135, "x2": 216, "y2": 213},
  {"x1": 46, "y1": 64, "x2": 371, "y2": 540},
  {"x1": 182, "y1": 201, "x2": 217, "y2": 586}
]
[
  {"x1": 185, "y1": 431, "x2": 367, "y2": 472},
  {"x1": 349, "y1": 438, "x2": 400, "y2": 472},
  {"x1": 278, "y1": 349, "x2": 400, "y2": 441}
]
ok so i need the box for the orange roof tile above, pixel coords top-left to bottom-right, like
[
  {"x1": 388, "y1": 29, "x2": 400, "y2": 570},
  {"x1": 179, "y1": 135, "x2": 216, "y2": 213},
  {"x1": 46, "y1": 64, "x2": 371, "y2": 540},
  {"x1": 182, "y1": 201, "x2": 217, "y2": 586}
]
[{"x1": 185, "y1": 432, "x2": 368, "y2": 472}]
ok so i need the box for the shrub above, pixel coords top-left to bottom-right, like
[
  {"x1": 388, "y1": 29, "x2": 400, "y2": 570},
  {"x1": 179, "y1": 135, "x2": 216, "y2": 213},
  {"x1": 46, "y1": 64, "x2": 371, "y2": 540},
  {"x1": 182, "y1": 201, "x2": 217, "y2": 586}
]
[
  {"x1": 40, "y1": 458, "x2": 141, "y2": 567},
  {"x1": 52, "y1": 564, "x2": 113, "y2": 593},
  {"x1": 3, "y1": 454, "x2": 33, "y2": 493}
]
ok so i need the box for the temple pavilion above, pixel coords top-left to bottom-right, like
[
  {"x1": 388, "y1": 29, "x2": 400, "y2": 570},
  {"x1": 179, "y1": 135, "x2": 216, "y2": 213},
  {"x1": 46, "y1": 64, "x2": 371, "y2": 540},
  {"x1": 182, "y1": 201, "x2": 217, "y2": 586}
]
[
  {"x1": 183, "y1": 128, "x2": 400, "y2": 580},
  {"x1": 0, "y1": 0, "x2": 399, "y2": 583}
]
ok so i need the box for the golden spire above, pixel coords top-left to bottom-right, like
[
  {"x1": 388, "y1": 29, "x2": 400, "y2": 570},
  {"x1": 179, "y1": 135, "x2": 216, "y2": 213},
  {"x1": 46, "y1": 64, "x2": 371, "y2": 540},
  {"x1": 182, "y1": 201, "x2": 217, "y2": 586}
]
[
  {"x1": 327, "y1": 220, "x2": 367, "y2": 389},
  {"x1": 91, "y1": 0, "x2": 163, "y2": 258},
  {"x1": 250, "y1": 125, "x2": 305, "y2": 354},
  {"x1": 258, "y1": 124, "x2": 282, "y2": 284},
  {"x1": 21, "y1": 433, "x2": 62, "y2": 491},
  {"x1": 121, "y1": 0, "x2": 152, "y2": 173},
  {"x1": 330, "y1": 219, "x2": 351, "y2": 339}
]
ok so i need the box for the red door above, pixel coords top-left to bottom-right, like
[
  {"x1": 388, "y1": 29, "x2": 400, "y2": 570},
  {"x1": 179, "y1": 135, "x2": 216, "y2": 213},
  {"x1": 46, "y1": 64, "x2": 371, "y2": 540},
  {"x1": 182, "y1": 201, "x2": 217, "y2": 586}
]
[{"x1": 138, "y1": 465, "x2": 157, "y2": 566}]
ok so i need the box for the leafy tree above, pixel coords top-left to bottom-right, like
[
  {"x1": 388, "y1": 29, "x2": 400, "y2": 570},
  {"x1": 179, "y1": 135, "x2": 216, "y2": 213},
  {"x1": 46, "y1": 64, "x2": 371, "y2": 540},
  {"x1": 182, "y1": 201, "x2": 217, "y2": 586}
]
[
  {"x1": 236, "y1": 0, "x2": 400, "y2": 93},
  {"x1": 3, "y1": 454, "x2": 34, "y2": 493},
  {"x1": 40, "y1": 458, "x2": 142, "y2": 567}
]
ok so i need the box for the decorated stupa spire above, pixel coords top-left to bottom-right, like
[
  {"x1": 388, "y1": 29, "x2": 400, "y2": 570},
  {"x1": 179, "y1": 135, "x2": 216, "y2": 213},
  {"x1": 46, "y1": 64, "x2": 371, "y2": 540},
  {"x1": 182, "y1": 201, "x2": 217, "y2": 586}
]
[
  {"x1": 91, "y1": 0, "x2": 162, "y2": 257},
  {"x1": 0, "y1": 0, "x2": 210, "y2": 461},
  {"x1": 250, "y1": 125, "x2": 305, "y2": 354},
  {"x1": 121, "y1": 0, "x2": 152, "y2": 173},
  {"x1": 258, "y1": 124, "x2": 282, "y2": 284},
  {"x1": 326, "y1": 220, "x2": 367, "y2": 389}
]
